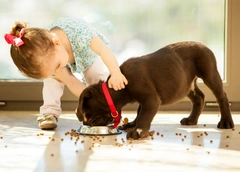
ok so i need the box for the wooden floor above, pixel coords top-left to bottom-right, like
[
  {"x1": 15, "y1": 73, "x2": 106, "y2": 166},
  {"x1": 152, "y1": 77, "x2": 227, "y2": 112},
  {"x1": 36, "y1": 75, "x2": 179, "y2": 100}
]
[{"x1": 0, "y1": 111, "x2": 240, "y2": 172}]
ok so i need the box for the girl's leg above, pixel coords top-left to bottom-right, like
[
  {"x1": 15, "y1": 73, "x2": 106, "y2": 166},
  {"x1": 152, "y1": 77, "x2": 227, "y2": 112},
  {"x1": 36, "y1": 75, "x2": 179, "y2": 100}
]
[
  {"x1": 38, "y1": 76, "x2": 64, "y2": 129},
  {"x1": 83, "y1": 56, "x2": 109, "y2": 85}
]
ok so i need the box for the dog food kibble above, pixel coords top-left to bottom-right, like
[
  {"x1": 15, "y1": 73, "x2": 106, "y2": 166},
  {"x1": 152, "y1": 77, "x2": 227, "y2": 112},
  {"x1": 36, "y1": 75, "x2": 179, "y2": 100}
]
[
  {"x1": 122, "y1": 117, "x2": 129, "y2": 124},
  {"x1": 226, "y1": 145, "x2": 229, "y2": 147},
  {"x1": 210, "y1": 140, "x2": 213, "y2": 143},
  {"x1": 148, "y1": 131, "x2": 155, "y2": 136},
  {"x1": 161, "y1": 134, "x2": 164, "y2": 137},
  {"x1": 61, "y1": 138, "x2": 64, "y2": 141},
  {"x1": 226, "y1": 136, "x2": 230, "y2": 138},
  {"x1": 36, "y1": 134, "x2": 39, "y2": 136},
  {"x1": 232, "y1": 128, "x2": 235, "y2": 131},
  {"x1": 0, "y1": 136, "x2": 3, "y2": 139},
  {"x1": 51, "y1": 138, "x2": 55, "y2": 141},
  {"x1": 204, "y1": 124, "x2": 206, "y2": 127},
  {"x1": 116, "y1": 143, "x2": 123, "y2": 147},
  {"x1": 51, "y1": 154, "x2": 54, "y2": 157},
  {"x1": 157, "y1": 132, "x2": 160, "y2": 135}
]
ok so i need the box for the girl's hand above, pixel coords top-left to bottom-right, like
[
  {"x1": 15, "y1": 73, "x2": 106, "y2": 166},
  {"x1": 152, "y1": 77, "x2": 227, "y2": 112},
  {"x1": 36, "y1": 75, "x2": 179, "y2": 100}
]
[
  {"x1": 90, "y1": 35, "x2": 128, "y2": 90},
  {"x1": 108, "y1": 72, "x2": 128, "y2": 91}
]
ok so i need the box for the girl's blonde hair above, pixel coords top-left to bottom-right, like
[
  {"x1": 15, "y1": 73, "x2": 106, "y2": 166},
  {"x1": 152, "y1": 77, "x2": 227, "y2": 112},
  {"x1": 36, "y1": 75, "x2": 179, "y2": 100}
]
[{"x1": 9, "y1": 22, "x2": 55, "y2": 79}]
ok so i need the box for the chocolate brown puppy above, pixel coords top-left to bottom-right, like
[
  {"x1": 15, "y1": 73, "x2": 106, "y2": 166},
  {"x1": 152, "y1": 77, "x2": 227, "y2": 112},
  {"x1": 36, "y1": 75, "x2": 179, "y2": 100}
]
[{"x1": 76, "y1": 41, "x2": 234, "y2": 139}]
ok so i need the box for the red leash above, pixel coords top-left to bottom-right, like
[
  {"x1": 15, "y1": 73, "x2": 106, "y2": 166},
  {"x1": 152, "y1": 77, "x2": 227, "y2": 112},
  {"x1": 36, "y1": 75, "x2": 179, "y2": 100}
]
[{"x1": 101, "y1": 82, "x2": 121, "y2": 128}]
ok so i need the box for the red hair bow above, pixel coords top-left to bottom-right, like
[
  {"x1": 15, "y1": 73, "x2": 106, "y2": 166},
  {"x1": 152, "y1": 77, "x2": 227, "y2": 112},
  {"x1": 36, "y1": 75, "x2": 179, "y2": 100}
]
[{"x1": 4, "y1": 28, "x2": 25, "y2": 47}]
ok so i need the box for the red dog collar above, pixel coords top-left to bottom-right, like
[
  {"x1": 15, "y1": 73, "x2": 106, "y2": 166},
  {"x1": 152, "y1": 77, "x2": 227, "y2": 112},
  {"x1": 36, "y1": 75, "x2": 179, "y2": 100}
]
[{"x1": 101, "y1": 82, "x2": 121, "y2": 128}]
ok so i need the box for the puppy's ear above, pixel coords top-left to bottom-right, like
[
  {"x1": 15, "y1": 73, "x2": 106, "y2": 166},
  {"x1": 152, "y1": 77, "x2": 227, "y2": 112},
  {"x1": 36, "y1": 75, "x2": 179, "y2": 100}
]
[{"x1": 76, "y1": 89, "x2": 93, "y2": 122}]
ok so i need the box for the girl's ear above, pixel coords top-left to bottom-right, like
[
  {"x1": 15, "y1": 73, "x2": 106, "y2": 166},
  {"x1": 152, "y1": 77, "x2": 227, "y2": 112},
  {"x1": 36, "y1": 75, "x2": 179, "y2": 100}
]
[
  {"x1": 52, "y1": 38, "x2": 60, "y2": 46},
  {"x1": 50, "y1": 32, "x2": 60, "y2": 45}
]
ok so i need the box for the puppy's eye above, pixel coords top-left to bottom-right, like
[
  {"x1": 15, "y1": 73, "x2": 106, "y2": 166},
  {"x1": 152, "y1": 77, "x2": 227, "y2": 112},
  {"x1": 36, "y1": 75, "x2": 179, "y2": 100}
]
[{"x1": 85, "y1": 113, "x2": 91, "y2": 119}]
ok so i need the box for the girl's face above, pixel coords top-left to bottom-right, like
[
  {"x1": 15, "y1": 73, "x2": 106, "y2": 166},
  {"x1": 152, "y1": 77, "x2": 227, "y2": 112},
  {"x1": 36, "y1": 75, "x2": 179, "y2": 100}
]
[{"x1": 43, "y1": 40, "x2": 69, "y2": 78}]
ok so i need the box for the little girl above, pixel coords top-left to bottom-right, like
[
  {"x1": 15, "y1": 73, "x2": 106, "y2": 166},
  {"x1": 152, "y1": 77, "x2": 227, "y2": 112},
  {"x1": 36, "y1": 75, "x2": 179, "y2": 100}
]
[{"x1": 4, "y1": 17, "x2": 128, "y2": 130}]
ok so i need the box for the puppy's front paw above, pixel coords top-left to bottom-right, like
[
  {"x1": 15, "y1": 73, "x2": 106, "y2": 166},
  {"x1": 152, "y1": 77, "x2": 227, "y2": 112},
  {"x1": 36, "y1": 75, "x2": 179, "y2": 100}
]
[
  {"x1": 126, "y1": 128, "x2": 147, "y2": 140},
  {"x1": 217, "y1": 119, "x2": 234, "y2": 129},
  {"x1": 180, "y1": 117, "x2": 197, "y2": 125}
]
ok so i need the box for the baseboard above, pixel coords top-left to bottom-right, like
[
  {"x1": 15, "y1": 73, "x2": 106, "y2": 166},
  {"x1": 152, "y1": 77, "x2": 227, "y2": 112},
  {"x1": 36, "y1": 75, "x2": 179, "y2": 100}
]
[{"x1": 1, "y1": 101, "x2": 240, "y2": 112}]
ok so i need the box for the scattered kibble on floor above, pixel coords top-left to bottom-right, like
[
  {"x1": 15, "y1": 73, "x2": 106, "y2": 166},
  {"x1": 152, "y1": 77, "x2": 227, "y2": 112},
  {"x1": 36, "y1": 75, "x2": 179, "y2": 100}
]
[{"x1": 2, "y1": 126, "x2": 235, "y2": 155}]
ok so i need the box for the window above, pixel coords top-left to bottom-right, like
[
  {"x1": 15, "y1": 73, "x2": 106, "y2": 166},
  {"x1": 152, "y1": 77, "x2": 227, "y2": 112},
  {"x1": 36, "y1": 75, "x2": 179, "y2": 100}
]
[
  {"x1": 0, "y1": 0, "x2": 225, "y2": 79},
  {"x1": 1, "y1": 0, "x2": 240, "y2": 111}
]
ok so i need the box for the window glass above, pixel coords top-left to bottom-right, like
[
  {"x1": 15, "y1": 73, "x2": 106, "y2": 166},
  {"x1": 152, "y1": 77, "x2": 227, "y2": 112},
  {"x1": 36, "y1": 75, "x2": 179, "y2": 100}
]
[{"x1": 0, "y1": 0, "x2": 225, "y2": 80}]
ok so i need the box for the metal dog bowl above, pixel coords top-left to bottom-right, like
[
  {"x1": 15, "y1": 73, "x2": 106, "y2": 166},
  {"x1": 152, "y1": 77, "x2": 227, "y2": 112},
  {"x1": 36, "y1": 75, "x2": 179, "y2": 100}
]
[{"x1": 76, "y1": 123, "x2": 122, "y2": 136}]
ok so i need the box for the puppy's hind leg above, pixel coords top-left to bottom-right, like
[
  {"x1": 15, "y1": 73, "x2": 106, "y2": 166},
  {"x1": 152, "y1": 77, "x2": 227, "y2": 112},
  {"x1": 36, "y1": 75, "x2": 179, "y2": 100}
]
[
  {"x1": 193, "y1": 46, "x2": 234, "y2": 128},
  {"x1": 181, "y1": 79, "x2": 205, "y2": 125},
  {"x1": 202, "y1": 73, "x2": 234, "y2": 129}
]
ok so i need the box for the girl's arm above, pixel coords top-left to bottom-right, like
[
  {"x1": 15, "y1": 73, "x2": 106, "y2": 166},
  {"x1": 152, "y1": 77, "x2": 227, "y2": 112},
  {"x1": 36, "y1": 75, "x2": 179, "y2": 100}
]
[
  {"x1": 90, "y1": 35, "x2": 128, "y2": 91},
  {"x1": 54, "y1": 67, "x2": 86, "y2": 98}
]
